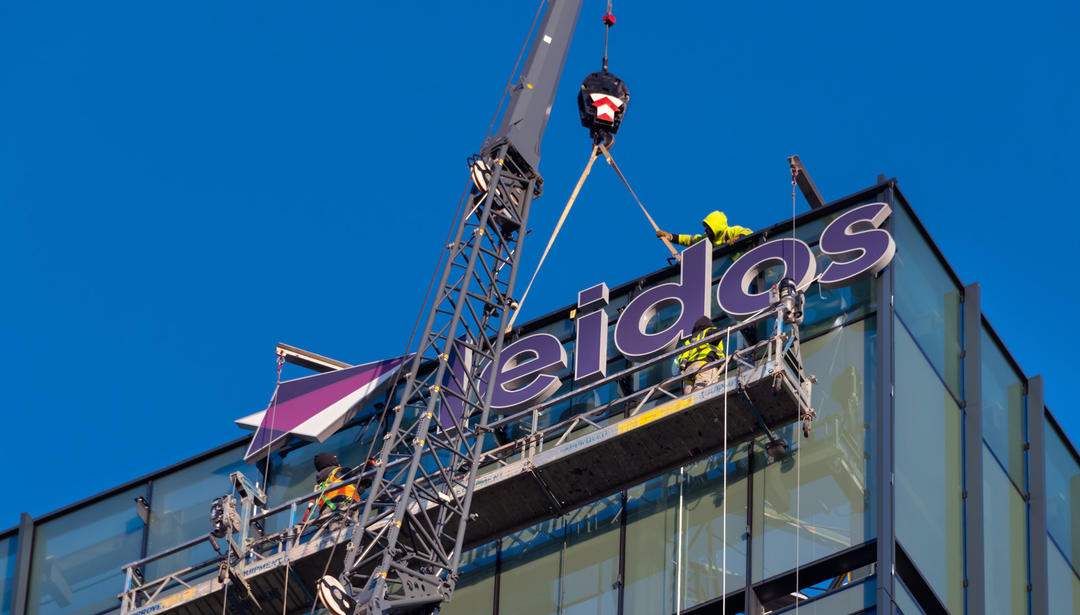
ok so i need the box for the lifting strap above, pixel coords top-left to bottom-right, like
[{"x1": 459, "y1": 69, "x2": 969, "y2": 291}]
[
  {"x1": 507, "y1": 145, "x2": 600, "y2": 330},
  {"x1": 597, "y1": 143, "x2": 680, "y2": 261}
]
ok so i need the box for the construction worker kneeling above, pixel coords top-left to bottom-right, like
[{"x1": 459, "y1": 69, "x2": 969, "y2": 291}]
[
  {"x1": 306, "y1": 452, "x2": 363, "y2": 520},
  {"x1": 678, "y1": 317, "x2": 724, "y2": 396}
]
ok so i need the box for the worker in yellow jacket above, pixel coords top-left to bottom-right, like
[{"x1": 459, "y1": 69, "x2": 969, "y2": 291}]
[
  {"x1": 656, "y1": 211, "x2": 751, "y2": 248},
  {"x1": 677, "y1": 317, "x2": 725, "y2": 395}
]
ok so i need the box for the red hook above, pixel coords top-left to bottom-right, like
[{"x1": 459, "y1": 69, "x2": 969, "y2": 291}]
[{"x1": 602, "y1": 13, "x2": 616, "y2": 26}]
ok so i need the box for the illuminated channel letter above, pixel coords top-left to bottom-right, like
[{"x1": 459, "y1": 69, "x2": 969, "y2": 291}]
[
  {"x1": 574, "y1": 283, "x2": 609, "y2": 384},
  {"x1": 614, "y1": 239, "x2": 712, "y2": 361},
  {"x1": 716, "y1": 238, "x2": 816, "y2": 316},
  {"x1": 481, "y1": 333, "x2": 568, "y2": 414},
  {"x1": 818, "y1": 202, "x2": 895, "y2": 289}
]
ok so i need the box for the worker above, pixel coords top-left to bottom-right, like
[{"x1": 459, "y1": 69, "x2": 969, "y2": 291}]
[
  {"x1": 304, "y1": 452, "x2": 368, "y2": 521},
  {"x1": 656, "y1": 211, "x2": 751, "y2": 248},
  {"x1": 677, "y1": 316, "x2": 724, "y2": 395}
]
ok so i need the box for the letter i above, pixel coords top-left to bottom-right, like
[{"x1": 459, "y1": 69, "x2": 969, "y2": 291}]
[{"x1": 574, "y1": 283, "x2": 609, "y2": 383}]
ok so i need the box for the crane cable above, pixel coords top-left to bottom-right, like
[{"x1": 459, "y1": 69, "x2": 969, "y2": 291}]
[{"x1": 792, "y1": 163, "x2": 803, "y2": 613}]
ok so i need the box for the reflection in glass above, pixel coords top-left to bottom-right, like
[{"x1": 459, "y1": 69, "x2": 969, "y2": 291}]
[
  {"x1": 625, "y1": 448, "x2": 748, "y2": 614},
  {"x1": 499, "y1": 519, "x2": 562, "y2": 615},
  {"x1": 439, "y1": 541, "x2": 496, "y2": 615},
  {"x1": 752, "y1": 318, "x2": 876, "y2": 580},
  {"x1": 1048, "y1": 538, "x2": 1080, "y2": 615},
  {"x1": 1, "y1": 533, "x2": 17, "y2": 615},
  {"x1": 894, "y1": 320, "x2": 963, "y2": 614},
  {"x1": 893, "y1": 207, "x2": 963, "y2": 398},
  {"x1": 145, "y1": 445, "x2": 255, "y2": 580},
  {"x1": 1044, "y1": 418, "x2": 1080, "y2": 571},
  {"x1": 771, "y1": 576, "x2": 875, "y2": 614},
  {"x1": 982, "y1": 328, "x2": 1026, "y2": 486},
  {"x1": 561, "y1": 497, "x2": 620, "y2": 615},
  {"x1": 982, "y1": 446, "x2": 1029, "y2": 614},
  {"x1": 27, "y1": 488, "x2": 143, "y2": 615},
  {"x1": 895, "y1": 575, "x2": 926, "y2": 615}
]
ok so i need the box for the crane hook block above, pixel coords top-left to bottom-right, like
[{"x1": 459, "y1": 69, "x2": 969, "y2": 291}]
[{"x1": 578, "y1": 69, "x2": 629, "y2": 146}]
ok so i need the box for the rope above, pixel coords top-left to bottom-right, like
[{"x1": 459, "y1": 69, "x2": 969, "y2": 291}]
[
  {"x1": 722, "y1": 325, "x2": 730, "y2": 612},
  {"x1": 262, "y1": 353, "x2": 286, "y2": 485},
  {"x1": 597, "y1": 143, "x2": 680, "y2": 261},
  {"x1": 507, "y1": 145, "x2": 600, "y2": 330}
]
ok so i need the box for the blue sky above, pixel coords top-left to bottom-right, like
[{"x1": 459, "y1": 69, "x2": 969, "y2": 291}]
[{"x1": 1, "y1": 1, "x2": 1077, "y2": 527}]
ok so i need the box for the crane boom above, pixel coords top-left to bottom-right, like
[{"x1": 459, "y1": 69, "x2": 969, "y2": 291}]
[{"x1": 336, "y1": 3, "x2": 583, "y2": 613}]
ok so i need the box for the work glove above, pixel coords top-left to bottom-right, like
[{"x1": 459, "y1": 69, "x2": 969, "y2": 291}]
[{"x1": 656, "y1": 230, "x2": 674, "y2": 242}]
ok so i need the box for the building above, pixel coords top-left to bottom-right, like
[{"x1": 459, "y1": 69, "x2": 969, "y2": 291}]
[{"x1": 2, "y1": 178, "x2": 1078, "y2": 615}]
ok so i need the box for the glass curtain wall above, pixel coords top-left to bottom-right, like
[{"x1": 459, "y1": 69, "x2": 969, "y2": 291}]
[
  {"x1": 981, "y1": 328, "x2": 1027, "y2": 488},
  {"x1": 982, "y1": 445, "x2": 1029, "y2": 614},
  {"x1": 894, "y1": 321, "x2": 964, "y2": 614},
  {"x1": 1, "y1": 533, "x2": 16, "y2": 615},
  {"x1": 751, "y1": 318, "x2": 876, "y2": 580},
  {"x1": 439, "y1": 541, "x2": 497, "y2": 615},
  {"x1": 1045, "y1": 417, "x2": 1080, "y2": 573},
  {"x1": 144, "y1": 445, "x2": 256, "y2": 581},
  {"x1": 26, "y1": 487, "x2": 143, "y2": 615}
]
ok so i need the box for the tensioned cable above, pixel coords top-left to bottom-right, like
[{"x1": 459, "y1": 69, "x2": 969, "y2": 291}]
[
  {"x1": 722, "y1": 324, "x2": 731, "y2": 612},
  {"x1": 507, "y1": 145, "x2": 600, "y2": 330},
  {"x1": 597, "y1": 143, "x2": 680, "y2": 261}
]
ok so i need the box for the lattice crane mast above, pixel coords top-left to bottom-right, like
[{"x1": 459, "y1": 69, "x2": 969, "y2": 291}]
[{"x1": 322, "y1": 3, "x2": 586, "y2": 614}]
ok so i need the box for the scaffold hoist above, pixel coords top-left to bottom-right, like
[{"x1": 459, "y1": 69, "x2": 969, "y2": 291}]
[{"x1": 117, "y1": 3, "x2": 819, "y2": 615}]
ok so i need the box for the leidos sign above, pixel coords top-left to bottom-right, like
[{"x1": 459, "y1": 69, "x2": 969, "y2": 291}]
[{"x1": 444, "y1": 203, "x2": 896, "y2": 423}]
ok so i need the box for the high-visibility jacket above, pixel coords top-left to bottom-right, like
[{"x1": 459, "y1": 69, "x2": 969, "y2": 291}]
[
  {"x1": 314, "y1": 467, "x2": 361, "y2": 513},
  {"x1": 677, "y1": 327, "x2": 724, "y2": 369},
  {"x1": 676, "y1": 211, "x2": 751, "y2": 247}
]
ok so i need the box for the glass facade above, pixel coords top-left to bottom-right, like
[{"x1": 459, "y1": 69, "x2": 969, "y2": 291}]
[
  {"x1": 27, "y1": 488, "x2": 143, "y2": 615},
  {"x1": 3, "y1": 188, "x2": 1077, "y2": 615},
  {"x1": 1, "y1": 533, "x2": 15, "y2": 615}
]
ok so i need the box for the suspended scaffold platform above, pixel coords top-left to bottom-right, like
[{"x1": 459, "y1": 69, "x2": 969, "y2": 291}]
[{"x1": 119, "y1": 305, "x2": 814, "y2": 615}]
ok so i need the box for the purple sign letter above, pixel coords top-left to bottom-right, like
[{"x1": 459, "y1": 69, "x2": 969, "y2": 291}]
[
  {"x1": 716, "y1": 239, "x2": 816, "y2": 316},
  {"x1": 818, "y1": 202, "x2": 895, "y2": 289},
  {"x1": 481, "y1": 333, "x2": 568, "y2": 414},
  {"x1": 575, "y1": 283, "x2": 609, "y2": 383},
  {"x1": 613, "y1": 239, "x2": 712, "y2": 361}
]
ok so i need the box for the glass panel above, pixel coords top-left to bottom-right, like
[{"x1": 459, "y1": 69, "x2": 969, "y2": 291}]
[
  {"x1": 27, "y1": 487, "x2": 143, "y2": 615},
  {"x1": 624, "y1": 448, "x2": 748, "y2": 614},
  {"x1": 981, "y1": 328, "x2": 1026, "y2": 486},
  {"x1": 1, "y1": 533, "x2": 16, "y2": 615},
  {"x1": 144, "y1": 445, "x2": 256, "y2": 580},
  {"x1": 752, "y1": 318, "x2": 876, "y2": 580},
  {"x1": 681, "y1": 451, "x2": 748, "y2": 609},
  {"x1": 892, "y1": 207, "x2": 962, "y2": 398},
  {"x1": 895, "y1": 575, "x2": 925, "y2": 615},
  {"x1": 624, "y1": 472, "x2": 677, "y2": 615},
  {"x1": 439, "y1": 541, "x2": 496, "y2": 615},
  {"x1": 801, "y1": 275, "x2": 876, "y2": 340},
  {"x1": 982, "y1": 445, "x2": 1029, "y2": 614},
  {"x1": 894, "y1": 319, "x2": 963, "y2": 614},
  {"x1": 1048, "y1": 537, "x2": 1080, "y2": 615},
  {"x1": 263, "y1": 420, "x2": 380, "y2": 532},
  {"x1": 498, "y1": 518, "x2": 562, "y2": 615},
  {"x1": 772, "y1": 577, "x2": 876, "y2": 614},
  {"x1": 1044, "y1": 417, "x2": 1080, "y2": 569},
  {"x1": 561, "y1": 496, "x2": 620, "y2": 615}
]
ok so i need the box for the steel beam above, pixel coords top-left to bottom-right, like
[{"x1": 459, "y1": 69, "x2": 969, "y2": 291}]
[
  {"x1": 1027, "y1": 375, "x2": 1048, "y2": 615},
  {"x1": 875, "y1": 185, "x2": 896, "y2": 613},
  {"x1": 786, "y1": 155, "x2": 826, "y2": 210},
  {"x1": 962, "y1": 283, "x2": 984, "y2": 615}
]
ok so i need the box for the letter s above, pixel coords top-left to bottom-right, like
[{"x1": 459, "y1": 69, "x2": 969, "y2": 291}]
[{"x1": 818, "y1": 202, "x2": 896, "y2": 290}]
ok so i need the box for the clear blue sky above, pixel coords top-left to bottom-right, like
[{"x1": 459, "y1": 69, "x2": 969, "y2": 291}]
[{"x1": 1, "y1": 1, "x2": 1077, "y2": 527}]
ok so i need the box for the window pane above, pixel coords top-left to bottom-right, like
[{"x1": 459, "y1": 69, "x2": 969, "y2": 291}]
[
  {"x1": 894, "y1": 319, "x2": 963, "y2": 614},
  {"x1": 499, "y1": 519, "x2": 562, "y2": 615},
  {"x1": 800, "y1": 275, "x2": 876, "y2": 339},
  {"x1": 892, "y1": 207, "x2": 962, "y2": 398},
  {"x1": 982, "y1": 445, "x2": 1029, "y2": 614},
  {"x1": 625, "y1": 447, "x2": 748, "y2": 614},
  {"x1": 561, "y1": 496, "x2": 620, "y2": 615},
  {"x1": 440, "y1": 541, "x2": 496, "y2": 615},
  {"x1": 752, "y1": 318, "x2": 877, "y2": 580},
  {"x1": 27, "y1": 487, "x2": 143, "y2": 615},
  {"x1": 144, "y1": 445, "x2": 256, "y2": 581},
  {"x1": 1048, "y1": 537, "x2": 1080, "y2": 615},
  {"x1": 1045, "y1": 417, "x2": 1080, "y2": 569},
  {"x1": 1, "y1": 533, "x2": 16, "y2": 615},
  {"x1": 982, "y1": 328, "x2": 1026, "y2": 486}
]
